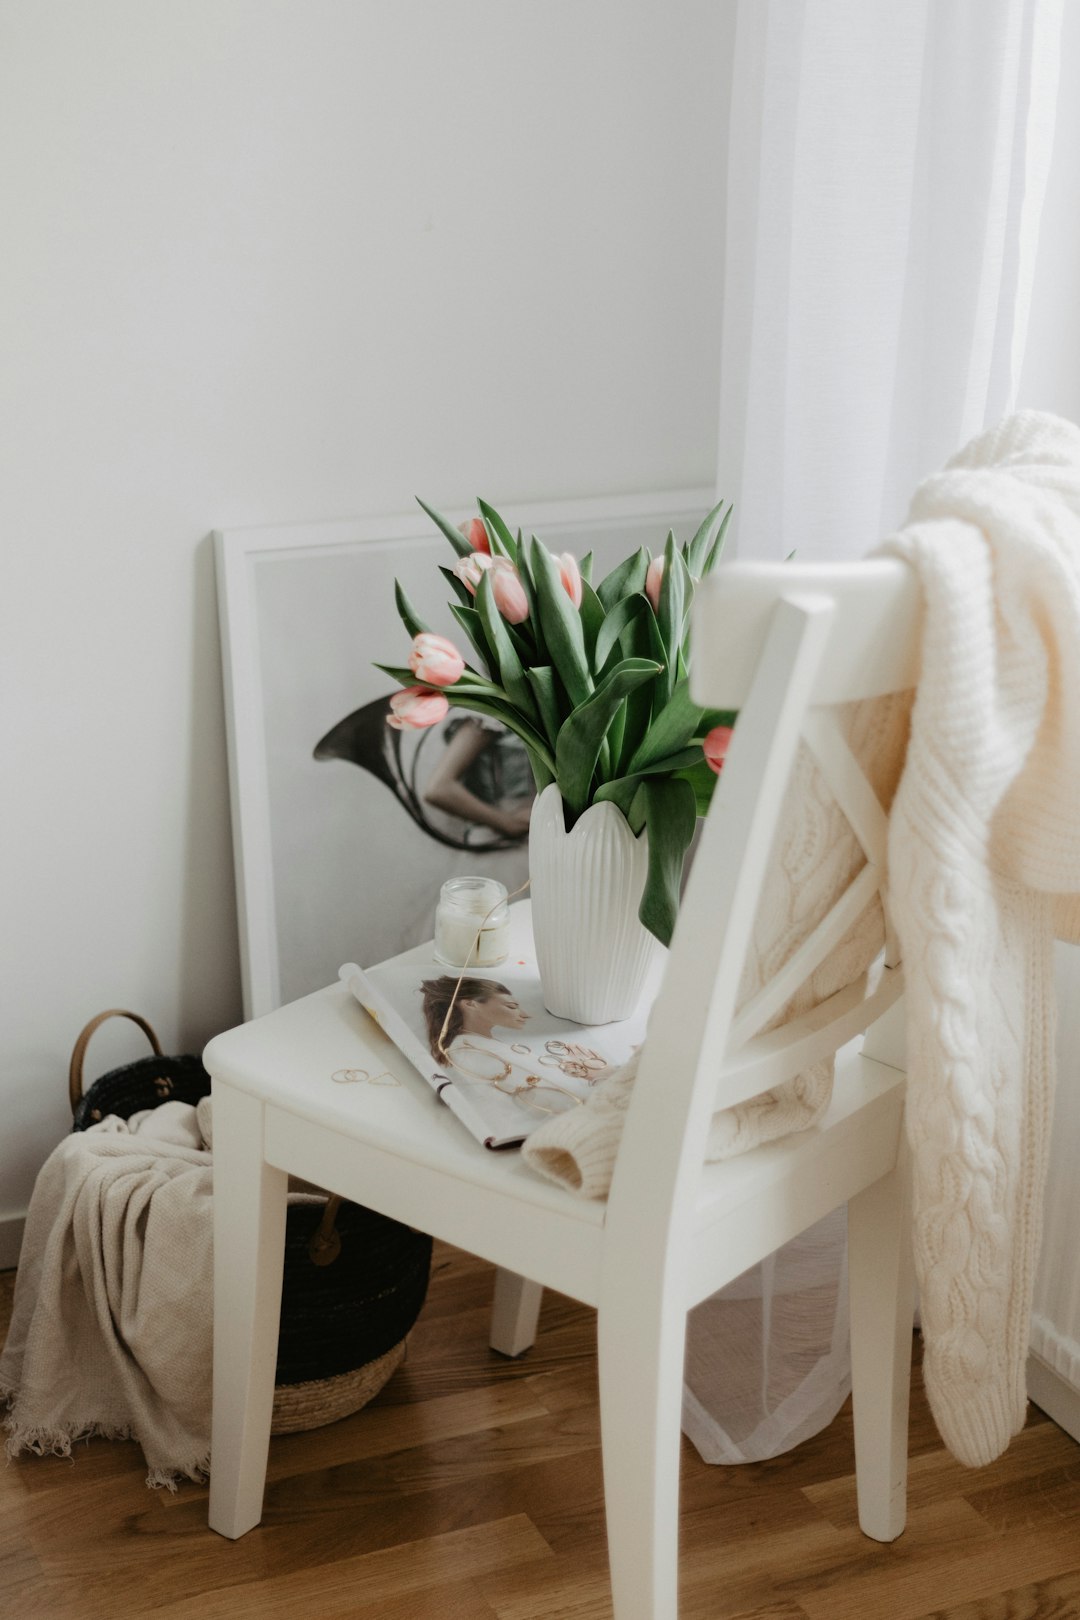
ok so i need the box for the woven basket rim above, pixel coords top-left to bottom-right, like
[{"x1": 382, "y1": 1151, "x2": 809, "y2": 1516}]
[{"x1": 270, "y1": 1338, "x2": 407, "y2": 1434}]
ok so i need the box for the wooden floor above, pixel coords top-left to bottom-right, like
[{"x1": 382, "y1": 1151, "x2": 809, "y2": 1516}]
[{"x1": 3, "y1": 1249, "x2": 1080, "y2": 1619}]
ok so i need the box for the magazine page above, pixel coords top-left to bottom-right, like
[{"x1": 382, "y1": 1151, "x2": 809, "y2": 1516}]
[{"x1": 339, "y1": 907, "x2": 659, "y2": 1149}]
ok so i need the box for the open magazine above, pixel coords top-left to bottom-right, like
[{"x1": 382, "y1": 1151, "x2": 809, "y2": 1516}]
[{"x1": 340, "y1": 902, "x2": 661, "y2": 1149}]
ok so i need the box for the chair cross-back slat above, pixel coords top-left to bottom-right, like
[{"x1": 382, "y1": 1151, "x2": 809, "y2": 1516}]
[
  {"x1": 802, "y1": 710, "x2": 890, "y2": 868},
  {"x1": 803, "y1": 707, "x2": 900, "y2": 966},
  {"x1": 644, "y1": 558, "x2": 919, "y2": 1132},
  {"x1": 727, "y1": 860, "x2": 882, "y2": 1050},
  {"x1": 725, "y1": 702, "x2": 899, "y2": 1054},
  {"x1": 718, "y1": 963, "x2": 903, "y2": 1103}
]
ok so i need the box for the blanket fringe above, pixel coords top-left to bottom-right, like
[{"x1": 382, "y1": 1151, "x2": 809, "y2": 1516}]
[
  {"x1": 145, "y1": 1455, "x2": 211, "y2": 1492},
  {"x1": 2, "y1": 1409, "x2": 210, "y2": 1491},
  {"x1": 3, "y1": 1415, "x2": 136, "y2": 1461}
]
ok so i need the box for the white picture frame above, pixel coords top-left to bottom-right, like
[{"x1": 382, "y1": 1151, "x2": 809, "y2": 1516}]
[{"x1": 215, "y1": 488, "x2": 714, "y2": 1019}]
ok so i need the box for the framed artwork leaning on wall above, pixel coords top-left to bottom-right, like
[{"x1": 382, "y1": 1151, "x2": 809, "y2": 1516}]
[{"x1": 214, "y1": 488, "x2": 713, "y2": 1018}]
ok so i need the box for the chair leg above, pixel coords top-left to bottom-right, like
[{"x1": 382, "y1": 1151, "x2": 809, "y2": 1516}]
[
  {"x1": 596, "y1": 1293, "x2": 686, "y2": 1620},
  {"x1": 490, "y1": 1269, "x2": 543, "y2": 1357},
  {"x1": 848, "y1": 1135, "x2": 915, "y2": 1542},
  {"x1": 208, "y1": 1081, "x2": 289, "y2": 1540}
]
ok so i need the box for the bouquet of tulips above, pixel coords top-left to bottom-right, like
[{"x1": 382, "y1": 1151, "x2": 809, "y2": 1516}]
[{"x1": 378, "y1": 498, "x2": 736, "y2": 946}]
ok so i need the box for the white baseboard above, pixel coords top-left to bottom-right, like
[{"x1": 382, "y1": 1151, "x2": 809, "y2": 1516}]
[
  {"x1": 0, "y1": 1211, "x2": 26, "y2": 1271},
  {"x1": 1028, "y1": 1351, "x2": 1080, "y2": 1446}
]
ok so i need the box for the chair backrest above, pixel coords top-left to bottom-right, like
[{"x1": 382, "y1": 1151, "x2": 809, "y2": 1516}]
[{"x1": 607, "y1": 557, "x2": 921, "y2": 1230}]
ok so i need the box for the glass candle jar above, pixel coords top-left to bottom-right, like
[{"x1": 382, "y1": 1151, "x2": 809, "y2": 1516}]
[{"x1": 434, "y1": 876, "x2": 510, "y2": 968}]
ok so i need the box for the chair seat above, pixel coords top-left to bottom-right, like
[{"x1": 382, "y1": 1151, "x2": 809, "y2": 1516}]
[
  {"x1": 205, "y1": 980, "x2": 605, "y2": 1217},
  {"x1": 204, "y1": 982, "x2": 904, "y2": 1311},
  {"x1": 204, "y1": 981, "x2": 609, "y2": 1303}
]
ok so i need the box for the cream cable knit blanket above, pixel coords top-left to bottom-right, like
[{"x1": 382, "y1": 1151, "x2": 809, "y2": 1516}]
[
  {"x1": 523, "y1": 410, "x2": 1080, "y2": 1470},
  {"x1": 883, "y1": 410, "x2": 1080, "y2": 1467}
]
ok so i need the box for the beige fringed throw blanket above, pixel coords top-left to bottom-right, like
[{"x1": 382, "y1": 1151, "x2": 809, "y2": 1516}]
[
  {"x1": 0, "y1": 1102, "x2": 217, "y2": 1488},
  {"x1": 524, "y1": 410, "x2": 1080, "y2": 1470}
]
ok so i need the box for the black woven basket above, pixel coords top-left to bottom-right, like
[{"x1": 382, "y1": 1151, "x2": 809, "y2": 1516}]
[{"x1": 69, "y1": 1010, "x2": 433, "y2": 1431}]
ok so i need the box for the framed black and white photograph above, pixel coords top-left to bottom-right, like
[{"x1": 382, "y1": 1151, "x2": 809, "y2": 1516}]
[{"x1": 215, "y1": 489, "x2": 712, "y2": 1018}]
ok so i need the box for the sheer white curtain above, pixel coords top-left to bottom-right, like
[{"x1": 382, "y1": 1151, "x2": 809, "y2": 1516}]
[
  {"x1": 718, "y1": 0, "x2": 1063, "y2": 564},
  {"x1": 685, "y1": 0, "x2": 1063, "y2": 1465}
]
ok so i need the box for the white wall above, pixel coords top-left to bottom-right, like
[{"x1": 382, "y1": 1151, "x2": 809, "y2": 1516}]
[
  {"x1": 4, "y1": 0, "x2": 1075, "y2": 1266},
  {"x1": 0, "y1": 1, "x2": 732, "y2": 1252}
]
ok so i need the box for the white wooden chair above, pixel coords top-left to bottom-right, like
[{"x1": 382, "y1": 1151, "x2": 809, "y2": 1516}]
[{"x1": 205, "y1": 556, "x2": 921, "y2": 1619}]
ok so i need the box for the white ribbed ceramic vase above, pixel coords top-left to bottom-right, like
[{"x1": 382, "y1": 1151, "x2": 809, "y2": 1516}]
[{"x1": 528, "y1": 783, "x2": 664, "y2": 1023}]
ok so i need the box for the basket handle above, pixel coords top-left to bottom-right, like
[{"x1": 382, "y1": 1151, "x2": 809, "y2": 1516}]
[
  {"x1": 69, "y1": 1010, "x2": 163, "y2": 1114},
  {"x1": 308, "y1": 1194, "x2": 344, "y2": 1266}
]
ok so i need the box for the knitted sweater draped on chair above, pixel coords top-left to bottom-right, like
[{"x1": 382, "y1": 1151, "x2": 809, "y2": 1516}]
[
  {"x1": 883, "y1": 410, "x2": 1080, "y2": 1467},
  {"x1": 524, "y1": 410, "x2": 1080, "y2": 1469}
]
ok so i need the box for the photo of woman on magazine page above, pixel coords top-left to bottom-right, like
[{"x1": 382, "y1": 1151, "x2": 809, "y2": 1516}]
[
  {"x1": 339, "y1": 905, "x2": 658, "y2": 1149},
  {"x1": 420, "y1": 975, "x2": 612, "y2": 1121}
]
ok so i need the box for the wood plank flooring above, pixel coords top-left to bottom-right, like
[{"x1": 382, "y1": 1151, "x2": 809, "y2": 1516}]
[{"x1": 3, "y1": 1247, "x2": 1080, "y2": 1618}]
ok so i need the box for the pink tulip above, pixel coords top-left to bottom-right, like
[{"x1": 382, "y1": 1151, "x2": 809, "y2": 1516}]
[
  {"x1": 454, "y1": 553, "x2": 529, "y2": 624},
  {"x1": 387, "y1": 685, "x2": 450, "y2": 731},
  {"x1": 453, "y1": 552, "x2": 495, "y2": 594},
  {"x1": 645, "y1": 556, "x2": 665, "y2": 612},
  {"x1": 457, "y1": 516, "x2": 490, "y2": 554},
  {"x1": 408, "y1": 632, "x2": 465, "y2": 688},
  {"x1": 490, "y1": 560, "x2": 530, "y2": 624},
  {"x1": 703, "y1": 724, "x2": 734, "y2": 774},
  {"x1": 557, "y1": 552, "x2": 583, "y2": 608}
]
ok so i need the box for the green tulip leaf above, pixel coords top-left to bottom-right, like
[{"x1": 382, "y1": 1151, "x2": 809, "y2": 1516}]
[
  {"x1": 393, "y1": 579, "x2": 430, "y2": 640},
  {"x1": 372, "y1": 662, "x2": 417, "y2": 687},
  {"x1": 475, "y1": 569, "x2": 539, "y2": 722},
  {"x1": 594, "y1": 592, "x2": 648, "y2": 673},
  {"x1": 626, "y1": 678, "x2": 703, "y2": 773},
  {"x1": 439, "y1": 564, "x2": 473, "y2": 608},
  {"x1": 476, "y1": 497, "x2": 517, "y2": 562},
  {"x1": 529, "y1": 536, "x2": 592, "y2": 708},
  {"x1": 638, "y1": 776, "x2": 698, "y2": 946},
  {"x1": 374, "y1": 660, "x2": 503, "y2": 702},
  {"x1": 593, "y1": 746, "x2": 705, "y2": 802},
  {"x1": 656, "y1": 532, "x2": 692, "y2": 694},
  {"x1": 614, "y1": 601, "x2": 668, "y2": 773},
  {"x1": 416, "y1": 497, "x2": 473, "y2": 558},
  {"x1": 555, "y1": 657, "x2": 661, "y2": 815},
  {"x1": 675, "y1": 757, "x2": 721, "y2": 816},
  {"x1": 579, "y1": 580, "x2": 606, "y2": 662},
  {"x1": 442, "y1": 689, "x2": 555, "y2": 776},
  {"x1": 526, "y1": 665, "x2": 564, "y2": 748},
  {"x1": 702, "y1": 504, "x2": 733, "y2": 574},
  {"x1": 685, "y1": 498, "x2": 728, "y2": 578},
  {"x1": 448, "y1": 604, "x2": 496, "y2": 679},
  {"x1": 596, "y1": 545, "x2": 649, "y2": 612}
]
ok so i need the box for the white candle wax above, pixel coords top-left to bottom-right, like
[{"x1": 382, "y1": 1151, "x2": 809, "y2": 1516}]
[{"x1": 433, "y1": 876, "x2": 510, "y2": 968}]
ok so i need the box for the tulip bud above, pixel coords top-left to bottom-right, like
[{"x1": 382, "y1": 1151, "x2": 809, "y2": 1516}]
[
  {"x1": 408, "y1": 632, "x2": 465, "y2": 688},
  {"x1": 490, "y1": 561, "x2": 530, "y2": 624},
  {"x1": 703, "y1": 724, "x2": 734, "y2": 774},
  {"x1": 645, "y1": 556, "x2": 665, "y2": 612},
  {"x1": 557, "y1": 552, "x2": 583, "y2": 609},
  {"x1": 387, "y1": 685, "x2": 450, "y2": 730},
  {"x1": 457, "y1": 517, "x2": 490, "y2": 554},
  {"x1": 453, "y1": 553, "x2": 494, "y2": 595}
]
